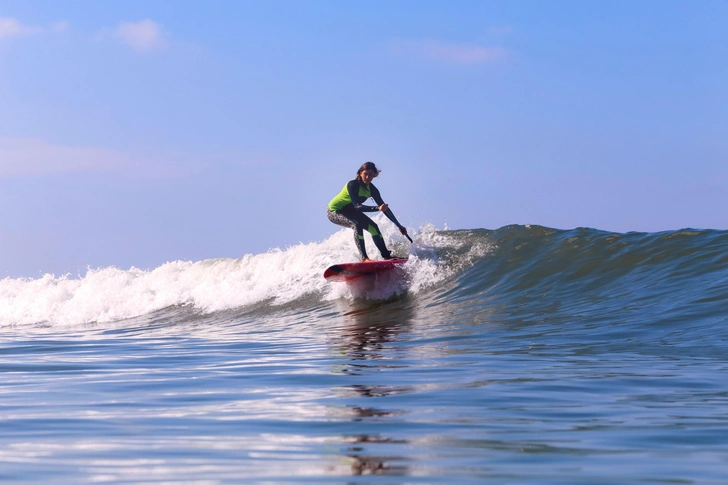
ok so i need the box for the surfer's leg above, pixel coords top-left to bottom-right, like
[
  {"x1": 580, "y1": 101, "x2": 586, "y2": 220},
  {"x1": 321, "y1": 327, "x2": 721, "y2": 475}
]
[
  {"x1": 353, "y1": 229, "x2": 368, "y2": 260},
  {"x1": 350, "y1": 212, "x2": 392, "y2": 259},
  {"x1": 372, "y1": 234, "x2": 392, "y2": 259},
  {"x1": 327, "y1": 209, "x2": 369, "y2": 260},
  {"x1": 371, "y1": 233, "x2": 391, "y2": 259}
]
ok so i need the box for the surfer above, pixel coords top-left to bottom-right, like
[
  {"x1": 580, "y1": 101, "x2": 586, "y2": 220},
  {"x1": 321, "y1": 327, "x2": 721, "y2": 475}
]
[{"x1": 327, "y1": 162, "x2": 409, "y2": 262}]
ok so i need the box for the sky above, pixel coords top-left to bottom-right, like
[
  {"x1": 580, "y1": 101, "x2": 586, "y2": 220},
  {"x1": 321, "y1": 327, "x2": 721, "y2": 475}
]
[{"x1": 0, "y1": 0, "x2": 726, "y2": 277}]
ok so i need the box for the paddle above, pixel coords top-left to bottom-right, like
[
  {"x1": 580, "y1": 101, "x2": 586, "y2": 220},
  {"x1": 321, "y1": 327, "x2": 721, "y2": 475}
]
[{"x1": 383, "y1": 208, "x2": 413, "y2": 243}]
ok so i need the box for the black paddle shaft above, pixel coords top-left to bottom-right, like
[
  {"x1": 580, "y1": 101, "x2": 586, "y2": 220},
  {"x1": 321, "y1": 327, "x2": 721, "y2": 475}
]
[{"x1": 384, "y1": 208, "x2": 414, "y2": 243}]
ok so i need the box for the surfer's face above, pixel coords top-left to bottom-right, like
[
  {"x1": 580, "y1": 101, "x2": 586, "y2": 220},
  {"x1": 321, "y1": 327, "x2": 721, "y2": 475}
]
[{"x1": 360, "y1": 169, "x2": 376, "y2": 185}]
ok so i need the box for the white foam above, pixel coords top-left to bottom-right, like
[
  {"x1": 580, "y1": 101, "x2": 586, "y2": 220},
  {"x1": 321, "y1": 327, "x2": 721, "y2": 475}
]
[{"x1": 0, "y1": 218, "x2": 487, "y2": 326}]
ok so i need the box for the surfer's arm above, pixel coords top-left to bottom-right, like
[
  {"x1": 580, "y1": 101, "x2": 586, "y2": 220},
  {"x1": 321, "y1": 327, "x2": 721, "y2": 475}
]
[
  {"x1": 383, "y1": 208, "x2": 404, "y2": 228},
  {"x1": 371, "y1": 185, "x2": 405, "y2": 229},
  {"x1": 369, "y1": 185, "x2": 390, "y2": 213},
  {"x1": 347, "y1": 180, "x2": 378, "y2": 212},
  {"x1": 384, "y1": 208, "x2": 410, "y2": 239}
]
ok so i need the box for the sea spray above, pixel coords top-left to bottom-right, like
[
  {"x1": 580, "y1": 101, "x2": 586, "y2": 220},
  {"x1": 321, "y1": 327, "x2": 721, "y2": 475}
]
[{"x1": 0, "y1": 218, "x2": 462, "y2": 326}]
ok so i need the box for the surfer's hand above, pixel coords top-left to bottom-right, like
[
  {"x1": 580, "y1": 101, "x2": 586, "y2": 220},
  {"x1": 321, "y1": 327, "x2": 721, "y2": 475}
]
[
  {"x1": 378, "y1": 204, "x2": 389, "y2": 212},
  {"x1": 399, "y1": 226, "x2": 408, "y2": 236}
]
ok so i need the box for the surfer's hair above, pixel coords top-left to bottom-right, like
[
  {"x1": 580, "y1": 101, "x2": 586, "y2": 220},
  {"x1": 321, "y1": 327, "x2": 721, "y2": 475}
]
[{"x1": 356, "y1": 162, "x2": 381, "y2": 180}]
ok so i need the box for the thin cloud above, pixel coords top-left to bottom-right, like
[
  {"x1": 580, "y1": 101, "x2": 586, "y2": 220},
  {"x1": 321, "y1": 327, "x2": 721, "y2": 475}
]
[
  {"x1": 392, "y1": 39, "x2": 506, "y2": 65},
  {"x1": 0, "y1": 137, "x2": 137, "y2": 178},
  {"x1": 0, "y1": 17, "x2": 44, "y2": 39},
  {"x1": 113, "y1": 19, "x2": 168, "y2": 53},
  {"x1": 52, "y1": 21, "x2": 70, "y2": 34},
  {"x1": 0, "y1": 137, "x2": 204, "y2": 180}
]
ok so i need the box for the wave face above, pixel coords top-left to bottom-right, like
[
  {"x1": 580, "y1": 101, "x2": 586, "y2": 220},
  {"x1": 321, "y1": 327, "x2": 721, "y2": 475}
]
[
  {"x1": 440, "y1": 225, "x2": 728, "y2": 356},
  {"x1": 2, "y1": 223, "x2": 727, "y2": 333}
]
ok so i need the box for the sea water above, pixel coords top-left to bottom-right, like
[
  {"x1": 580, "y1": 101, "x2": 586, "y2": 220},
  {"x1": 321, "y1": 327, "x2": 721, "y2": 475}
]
[{"x1": 1, "y1": 221, "x2": 727, "y2": 483}]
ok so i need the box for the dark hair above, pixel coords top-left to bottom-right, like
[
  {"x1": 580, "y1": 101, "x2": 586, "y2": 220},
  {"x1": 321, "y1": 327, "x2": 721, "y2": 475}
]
[{"x1": 356, "y1": 161, "x2": 381, "y2": 181}]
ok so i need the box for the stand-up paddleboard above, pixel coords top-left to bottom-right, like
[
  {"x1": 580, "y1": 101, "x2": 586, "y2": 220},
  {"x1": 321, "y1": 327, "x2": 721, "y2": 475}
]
[{"x1": 323, "y1": 258, "x2": 408, "y2": 283}]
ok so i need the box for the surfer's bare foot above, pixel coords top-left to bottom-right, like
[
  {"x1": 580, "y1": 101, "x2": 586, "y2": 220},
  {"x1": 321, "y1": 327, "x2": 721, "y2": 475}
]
[
  {"x1": 362, "y1": 258, "x2": 374, "y2": 262},
  {"x1": 382, "y1": 255, "x2": 396, "y2": 260}
]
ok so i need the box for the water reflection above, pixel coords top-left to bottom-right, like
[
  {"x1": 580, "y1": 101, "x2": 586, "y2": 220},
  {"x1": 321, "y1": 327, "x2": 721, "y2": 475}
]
[
  {"x1": 341, "y1": 434, "x2": 409, "y2": 476},
  {"x1": 333, "y1": 297, "x2": 414, "y2": 363},
  {"x1": 340, "y1": 405, "x2": 399, "y2": 420},
  {"x1": 329, "y1": 296, "x2": 417, "y2": 477}
]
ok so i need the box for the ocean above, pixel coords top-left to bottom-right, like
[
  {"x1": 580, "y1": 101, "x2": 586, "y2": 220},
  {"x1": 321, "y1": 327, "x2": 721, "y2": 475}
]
[{"x1": 1, "y1": 222, "x2": 727, "y2": 484}]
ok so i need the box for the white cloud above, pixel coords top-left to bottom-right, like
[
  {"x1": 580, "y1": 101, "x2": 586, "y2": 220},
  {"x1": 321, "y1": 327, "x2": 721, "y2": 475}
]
[
  {"x1": 392, "y1": 39, "x2": 506, "y2": 64},
  {"x1": 113, "y1": 19, "x2": 168, "y2": 53},
  {"x1": 0, "y1": 137, "x2": 137, "y2": 178},
  {"x1": 0, "y1": 17, "x2": 43, "y2": 39}
]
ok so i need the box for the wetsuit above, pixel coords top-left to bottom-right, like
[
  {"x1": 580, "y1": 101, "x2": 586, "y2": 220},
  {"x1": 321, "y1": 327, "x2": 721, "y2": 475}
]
[{"x1": 327, "y1": 179, "x2": 393, "y2": 260}]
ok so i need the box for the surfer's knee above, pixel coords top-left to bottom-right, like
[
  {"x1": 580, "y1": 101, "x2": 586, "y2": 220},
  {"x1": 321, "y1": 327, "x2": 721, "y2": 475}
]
[{"x1": 367, "y1": 224, "x2": 381, "y2": 237}]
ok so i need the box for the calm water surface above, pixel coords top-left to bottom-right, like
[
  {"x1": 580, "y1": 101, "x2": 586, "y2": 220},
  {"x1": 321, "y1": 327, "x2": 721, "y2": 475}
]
[{"x1": 1, "y1": 226, "x2": 727, "y2": 483}]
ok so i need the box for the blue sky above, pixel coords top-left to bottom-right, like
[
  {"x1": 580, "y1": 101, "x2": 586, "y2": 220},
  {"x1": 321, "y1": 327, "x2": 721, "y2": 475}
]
[{"x1": 0, "y1": 0, "x2": 726, "y2": 277}]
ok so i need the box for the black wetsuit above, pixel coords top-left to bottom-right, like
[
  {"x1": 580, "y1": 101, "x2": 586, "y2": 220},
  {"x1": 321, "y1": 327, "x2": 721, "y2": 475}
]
[{"x1": 327, "y1": 179, "x2": 392, "y2": 260}]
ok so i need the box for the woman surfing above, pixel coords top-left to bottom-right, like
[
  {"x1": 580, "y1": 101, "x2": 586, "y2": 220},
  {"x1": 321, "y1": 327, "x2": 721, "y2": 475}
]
[{"x1": 327, "y1": 162, "x2": 410, "y2": 262}]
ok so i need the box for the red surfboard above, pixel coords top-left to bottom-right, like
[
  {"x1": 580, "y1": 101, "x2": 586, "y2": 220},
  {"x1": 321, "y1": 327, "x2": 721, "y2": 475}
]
[{"x1": 323, "y1": 258, "x2": 408, "y2": 282}]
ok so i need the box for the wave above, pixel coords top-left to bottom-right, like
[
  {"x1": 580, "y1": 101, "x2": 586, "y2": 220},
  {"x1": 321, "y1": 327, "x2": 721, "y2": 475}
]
[
  {"x1": 442, "y1": 225, "x2": 728, "y2": 358},
  {"x1": 2, "y1": 220, "x2": 727, "y2": 328},
  {"x1": 0, "y1": 219, "x2": 480, "y2": 326}
]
